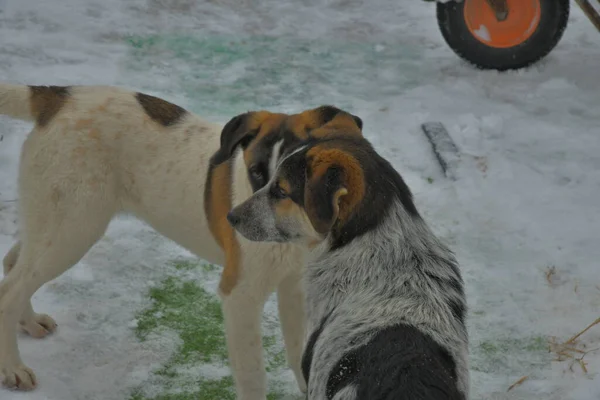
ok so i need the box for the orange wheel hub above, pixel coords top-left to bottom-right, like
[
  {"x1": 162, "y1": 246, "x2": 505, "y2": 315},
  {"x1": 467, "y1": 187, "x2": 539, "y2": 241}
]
[{"x1": 464, "y1": 0, "x2": 542, "y2": 48}]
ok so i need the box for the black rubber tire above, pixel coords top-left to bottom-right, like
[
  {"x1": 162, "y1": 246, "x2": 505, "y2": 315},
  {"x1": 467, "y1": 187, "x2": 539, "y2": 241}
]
[{"x1": 436, "y1": 0, "x2": 570, "y2": 71}]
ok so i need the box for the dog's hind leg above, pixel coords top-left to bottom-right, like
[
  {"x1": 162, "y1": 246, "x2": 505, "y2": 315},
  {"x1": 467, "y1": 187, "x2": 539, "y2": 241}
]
[
  {"x1": 3, "y1": 242, "x2": 56, "y2": 339},
  {"x1": 0, "y1": 212, "x2": 112, "y2": 389},
  {"x1": 277, "y1": 270, "x2": 307, "y2": 393},
  {"x1": 0, "y1": 180, "x2": 115, "y2": 390}
]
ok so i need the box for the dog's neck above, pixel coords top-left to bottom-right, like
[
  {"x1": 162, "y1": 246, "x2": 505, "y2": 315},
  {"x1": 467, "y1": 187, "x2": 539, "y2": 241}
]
[{"x1": 306, "y1": 200, "x2": 458, "y2": 322}]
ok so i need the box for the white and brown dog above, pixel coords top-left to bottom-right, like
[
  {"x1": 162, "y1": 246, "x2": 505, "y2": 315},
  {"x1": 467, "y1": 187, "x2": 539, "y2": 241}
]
[
  {"x1": 228, "y1": 128, "x2": 470, "y2": 399},
  {"x1": 0, "y1": 83, "x2": 363, "y2": 399}
]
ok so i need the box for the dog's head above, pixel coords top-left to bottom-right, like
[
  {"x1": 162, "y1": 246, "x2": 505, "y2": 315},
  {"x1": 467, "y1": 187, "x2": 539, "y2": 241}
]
[
  {"x1": 227, "y1": 121, "x2": 420, "y2": 250},
  {"x1": 211, "y1": 105, "x2": 363, "y2": 192},
  {"x1": 226, "y1": 116, "x2": 388, "y2": 249}
]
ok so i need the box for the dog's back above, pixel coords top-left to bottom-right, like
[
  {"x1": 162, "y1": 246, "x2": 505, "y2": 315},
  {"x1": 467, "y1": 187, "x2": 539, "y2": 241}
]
[{"x1": 0, "y1": 82, "x2": 225, "y2": 263}]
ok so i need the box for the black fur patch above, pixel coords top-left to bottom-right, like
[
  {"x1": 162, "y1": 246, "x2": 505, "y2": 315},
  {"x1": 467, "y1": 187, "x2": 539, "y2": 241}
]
[
  {"x1": 302, "y1": 311, "x2": 333, "y2": 385},
  {"x1": 317, "y1": 105, "x2": 343, "y2": 125},
  {"x1": 209, "y1": 113, "x2": 256, "y2": 166},
  {"x1": 325, "y1": 324, "x2": 464, "y2": 400},
  {"x1": 29, "y1": 85, "x2": 71, "y2": 127},
  {"x1": 135, "y1": 92, "x2": 187, "y2": 127},
  {"x1": 449, "y1": 298, "x2": 466, "y2": 326},
  {"x1": 307, "y1": 165, "x2": 344, "y2": 231},
  {"x1": 423, "y1": 269, "x2": 466, "y2": 325}
]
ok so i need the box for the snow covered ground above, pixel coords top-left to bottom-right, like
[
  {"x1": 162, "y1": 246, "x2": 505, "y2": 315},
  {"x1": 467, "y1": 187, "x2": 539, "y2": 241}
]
[{"x1": 1, "y1": 0, "x2": 600, "y2": 399}]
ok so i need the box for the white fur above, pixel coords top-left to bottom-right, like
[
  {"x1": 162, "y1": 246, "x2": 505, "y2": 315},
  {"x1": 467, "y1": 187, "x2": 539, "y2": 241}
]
[
  {"x1": 331, "y1": 385, "x2": 357, "y2": 400},
  {"x1": 305, "y1": 202, "x2": 470, "y2": 399},
  {"x1": 0, "y1": 83, "x2": 307, "y2": 399},
  {"x1": 268, "y1": 139, "x2": 284, "y2": 176}
]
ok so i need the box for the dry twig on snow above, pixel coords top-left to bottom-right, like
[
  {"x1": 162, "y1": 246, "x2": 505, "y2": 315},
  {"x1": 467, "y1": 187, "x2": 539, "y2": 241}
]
[
  {"x1": 507, "y1": 375, "x2": 529, "y2": 392},
  {"x1": 549, "y1": 317, "x2": 600, "y2": 374}
]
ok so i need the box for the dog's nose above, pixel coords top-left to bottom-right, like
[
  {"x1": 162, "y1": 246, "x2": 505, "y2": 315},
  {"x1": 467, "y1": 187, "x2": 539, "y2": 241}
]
[{"x1": 227, "y1": 211, "x2": 240, "y2": 226}]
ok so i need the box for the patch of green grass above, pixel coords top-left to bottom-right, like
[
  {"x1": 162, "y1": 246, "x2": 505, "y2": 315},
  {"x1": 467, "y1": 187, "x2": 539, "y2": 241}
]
[
  {"x1": 130, "y1": 262, "x2": 292, "y2": 400},
  {"x1": 472, "y1": 335, "x2": 550, "y2": 375},
  {"x1": 427, "y1": 177, "x2": 434, "y2": 184},
  {"x1": 263, "y1": 335, "x2": 287, "y2": 373},
  {"x1": 135, "y1": 276, "x2": 228, "y2": 363},
  {"x1": 478, "y1": 336, "x2": 548, "y2": 356}
]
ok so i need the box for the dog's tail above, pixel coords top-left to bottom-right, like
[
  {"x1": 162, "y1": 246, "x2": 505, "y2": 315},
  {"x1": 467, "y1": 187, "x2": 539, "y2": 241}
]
[{"x1": 0, "y1": 83, "x2": 70, "y2": 124}]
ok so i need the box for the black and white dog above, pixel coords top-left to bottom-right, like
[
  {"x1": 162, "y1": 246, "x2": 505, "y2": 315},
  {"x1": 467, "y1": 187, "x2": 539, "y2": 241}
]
[{"x1": 227, "y1": 121, "x2": 469, "y2": 400}]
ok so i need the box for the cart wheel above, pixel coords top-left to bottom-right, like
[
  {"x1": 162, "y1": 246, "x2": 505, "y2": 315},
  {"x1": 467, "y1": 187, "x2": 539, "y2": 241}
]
[{"x1": 437, "y1": 0, "x2": 570, "y2": 71}]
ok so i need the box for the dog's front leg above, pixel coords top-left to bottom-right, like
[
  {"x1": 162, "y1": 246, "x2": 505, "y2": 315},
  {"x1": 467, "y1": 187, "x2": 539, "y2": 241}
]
[
  {"x1": 277, "y1": 270, "x2": 307, "y2": 394},
  {"x1": 221, "y1": 282, "x2": 270, "y2": 400}
]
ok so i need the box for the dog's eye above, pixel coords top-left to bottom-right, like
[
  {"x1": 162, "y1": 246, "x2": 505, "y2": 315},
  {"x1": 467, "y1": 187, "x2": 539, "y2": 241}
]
[
  {"x1": 249, "y1": 165, "x2": 265, "y2": 182},
  {"x1": 247, "y1": 164, "x2": 269, "y2": 192},
  {"x1": 271, "y1": 183, "x2": 288, "y2": 199}
]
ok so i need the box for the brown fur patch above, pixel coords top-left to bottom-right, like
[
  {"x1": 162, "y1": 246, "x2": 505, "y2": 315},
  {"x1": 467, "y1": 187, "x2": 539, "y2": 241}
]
[
  {"x1": 310, "y1": 113, "x2": 363, "y2": 140},
  {"x1": 29, "y1": 85, "x2": 70, "y2": 127},
  {"x1": 135, "y1": 92, "x2": 187, "y2": 127},
  {"x1": 284, "y1": 112, "x2": 320, "y2": 140},
  {"x1": 74, "y1": 118, "x2": 93, "y2": 130},
  {"x1": 274, "y1": 197, "x2": 297, "y2": 216},
  {"x1": 285, "y1": 108, "x2": 362, "y2": 141},
  {"x1": 305, "y1": 146, "x2": 365, "y2": 233},
  {"x1": 88, "y1": 128, "x2": 101, "y2": 141},
  {"x1": 242, "y1": 112, "x2": 288, "y2": 163},
  {"x1": 204, "y1": 161, "x2": 241, "y2": 295}
]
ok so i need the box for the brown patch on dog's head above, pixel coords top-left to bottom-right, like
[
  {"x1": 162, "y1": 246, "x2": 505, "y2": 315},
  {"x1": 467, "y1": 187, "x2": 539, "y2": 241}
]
[
  {"x1": 135, "y1": 92, "x2": 187, "y2": 127},
  {"x1": 29, "y1": 85, "x2": 71, "y2": 127},
  {"x1": 210, "y1": 111, "x2": 289, "y2": 193},
  {"x1": 304, "y1": 145, "x2": 365, "y2": 234},
  {"x1": 285, "y1": 105, "x2": 363, "y2": 141},
  {"x1": 212, "y1": 106, "x2": 364, "y2": 193},
  {"x1": 212, "y1": 111, "x2": 286, "y2": 162}
]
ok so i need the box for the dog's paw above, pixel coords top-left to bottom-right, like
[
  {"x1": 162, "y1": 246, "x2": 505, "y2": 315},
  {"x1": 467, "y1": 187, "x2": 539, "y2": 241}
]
[
  {"x1": 1, "y1": 363, "x2": 37, "y2": 390},
  {"x1": 20, "y1": 313, "x2": 57, "y2": 339}
]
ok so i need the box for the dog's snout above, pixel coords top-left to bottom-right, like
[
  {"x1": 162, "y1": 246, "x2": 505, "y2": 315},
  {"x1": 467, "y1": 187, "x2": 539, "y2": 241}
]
[{"x1": 227, "y1": 211, "x2": 240, "y2": 226}]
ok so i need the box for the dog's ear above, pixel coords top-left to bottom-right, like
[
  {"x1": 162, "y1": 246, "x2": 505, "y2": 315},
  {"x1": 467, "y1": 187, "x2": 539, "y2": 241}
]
[
  {"x1": 303, "y1": 106, "x2": 363, "y2": 140},
  {"x1": 304, "y1": 146, "x2": 365, "y2": 235},
  {"x1": 351, "y1": 114, "x2": 363, "y2": 130},
  {"x1": 211, "y1": 113, "x2": 257, "y2": 165},
  {"x1": 315, "y1": 105, "x2": 363, "y2": 130},
  {"x1": 283, "y1": 106, "x2": 363, "y2": 143}
]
